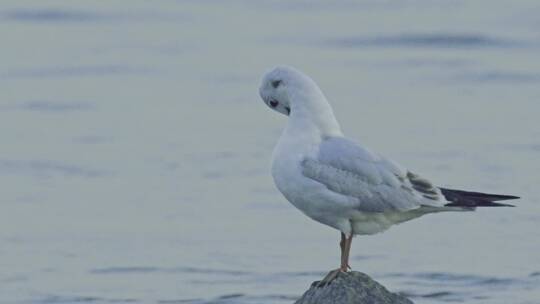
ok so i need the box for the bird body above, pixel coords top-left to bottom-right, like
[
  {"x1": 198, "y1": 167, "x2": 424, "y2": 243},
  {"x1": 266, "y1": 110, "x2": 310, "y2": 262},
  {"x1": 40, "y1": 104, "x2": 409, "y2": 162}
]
[{"x1": 271, "y1": 115, "x2": 456, "y2": 236}]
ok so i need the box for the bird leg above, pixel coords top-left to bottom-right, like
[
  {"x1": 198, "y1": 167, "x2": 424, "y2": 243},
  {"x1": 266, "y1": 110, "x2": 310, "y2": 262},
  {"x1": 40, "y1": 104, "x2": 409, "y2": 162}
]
[
  {"x1": 340, "y1": 232, "x2": 352, "y2": 270},
  {"x1": 315, "y1": 233, "x2": 353, "y2": 287},
  {"x1": 341, "y1": 234, "x2": 353, "y2": 272}
]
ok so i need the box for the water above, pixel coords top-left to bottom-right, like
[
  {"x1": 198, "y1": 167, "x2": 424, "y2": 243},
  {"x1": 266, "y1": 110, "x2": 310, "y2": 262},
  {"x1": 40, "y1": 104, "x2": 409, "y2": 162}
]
[{"x1": 1, "y1": 1, "x2": 539, "y2": 303}]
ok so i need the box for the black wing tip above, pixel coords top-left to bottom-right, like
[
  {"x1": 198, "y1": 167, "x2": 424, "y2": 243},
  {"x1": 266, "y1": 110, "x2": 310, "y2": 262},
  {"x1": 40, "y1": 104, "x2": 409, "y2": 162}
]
[
  {"x1": 440, "y1": 187, "x2": 520, "y2": 201},
  {"x1": 440, "y1": 187, "x2": 519, "y2": 208},
  {"x1": 483, "y1": 194, "x2": 520, "y2": 201},
  {"x1": 445, "y1": 202, "x2": 516, "y2": 207}
]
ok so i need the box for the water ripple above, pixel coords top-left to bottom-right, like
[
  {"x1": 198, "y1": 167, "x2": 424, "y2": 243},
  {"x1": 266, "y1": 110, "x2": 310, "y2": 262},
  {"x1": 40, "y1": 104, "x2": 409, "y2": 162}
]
[
  {"x1": 158, "y1": 293, "x2": 297, "y2": 304},
  {"x1": 1, "y1": 9, "x2": 105, "y2": 23},
  {"x1": 0, "y1": 159, "x2": 107, "y2": 178},
  {"x1": 455, "y1": 70, "x2": 540, "y2": 84},
  {"x1": 4, "y1": 100, "x2": 95, "y2": 112},
  {"x1": 330, "y1": 33, "x2": 522, "y2": 49},
  {"x1": 413, "y1": 272, "x2": 516, "y2": 286},
  {"x1": 216, "y1": 294, "x2": 244, "y2": 300},
  {"x1": 400, "y1": 290, "x2": 460, "y2": 300},
  {"x1": 389, "y1": 272, "x2": 540, "y2": 302},
  {"x1": 1, "y1": 275, "x2": 27, "y2": 283},
  {"x1": 72, "y1": 136, "x2": 112, "y2": 144},
  {"x1": 36, "y1": 295, "x2": 138, "y2": 303},
  {"x1": 90, "y1": 266, "x2": 252, "y2": 276},
  {"x1": 273, "y1": 270, "x2": 325, "y2": 277},
  {"x1": 0, "y1": 8, "x2": 187, "y2": 24},
  {"x1": 386, "y1": 271, "x2": 517, "y2": 284},
  {"x1": 2, "y1": 65, "x2": 153, "y2": 79},
  {"x1": 158, "y1": 300, "x2": 200, "y2": 304}
]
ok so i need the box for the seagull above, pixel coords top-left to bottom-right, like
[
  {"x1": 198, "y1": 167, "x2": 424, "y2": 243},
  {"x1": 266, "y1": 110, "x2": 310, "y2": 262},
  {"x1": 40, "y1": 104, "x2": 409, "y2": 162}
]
[{"x1": 258, "y1": 66, "x2": 519, "y2": 286}]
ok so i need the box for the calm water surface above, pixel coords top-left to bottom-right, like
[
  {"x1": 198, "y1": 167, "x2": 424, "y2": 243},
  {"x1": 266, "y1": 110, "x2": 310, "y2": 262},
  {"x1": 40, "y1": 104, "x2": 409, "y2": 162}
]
[{"x1": 1, "y1": 1, "x2": 539, "y2": 303}]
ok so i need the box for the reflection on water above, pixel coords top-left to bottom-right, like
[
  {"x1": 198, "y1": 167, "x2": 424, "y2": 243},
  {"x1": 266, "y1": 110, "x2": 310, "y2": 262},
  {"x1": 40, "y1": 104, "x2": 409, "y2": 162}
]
[{"x1": 1, "y1": 0, "x2": 539, "y2": 303}]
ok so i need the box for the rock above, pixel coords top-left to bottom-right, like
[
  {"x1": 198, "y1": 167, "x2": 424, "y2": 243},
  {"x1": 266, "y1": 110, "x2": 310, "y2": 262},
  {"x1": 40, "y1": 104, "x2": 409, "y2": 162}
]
[{"x1": 295, "y1": 271, "x2": 413, "y2": 304}]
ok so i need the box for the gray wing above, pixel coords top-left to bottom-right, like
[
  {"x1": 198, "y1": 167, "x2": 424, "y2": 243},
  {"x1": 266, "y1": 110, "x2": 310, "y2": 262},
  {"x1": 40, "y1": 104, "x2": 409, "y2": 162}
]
[{"x1": 301, "y1": 137, "x2": 445, "y2": 212}]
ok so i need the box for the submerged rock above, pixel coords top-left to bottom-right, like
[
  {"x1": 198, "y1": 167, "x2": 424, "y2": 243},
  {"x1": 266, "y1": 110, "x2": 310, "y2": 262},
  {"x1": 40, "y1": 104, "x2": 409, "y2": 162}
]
[{"x1": 295, "y1": 271, "x2": 413, "y2": 304}]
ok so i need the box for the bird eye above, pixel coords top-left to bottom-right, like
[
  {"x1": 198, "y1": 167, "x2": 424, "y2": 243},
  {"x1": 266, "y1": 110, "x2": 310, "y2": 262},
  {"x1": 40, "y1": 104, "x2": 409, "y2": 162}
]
[{"x1": 271, "y1": 80, "x2": 282, "y2": 88}]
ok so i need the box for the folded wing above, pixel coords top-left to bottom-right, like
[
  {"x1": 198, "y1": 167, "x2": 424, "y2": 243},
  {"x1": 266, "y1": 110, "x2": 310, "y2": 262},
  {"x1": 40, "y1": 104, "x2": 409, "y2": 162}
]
[{"x1": 301, "y1": 137, "x2": 446, "y2": 212}]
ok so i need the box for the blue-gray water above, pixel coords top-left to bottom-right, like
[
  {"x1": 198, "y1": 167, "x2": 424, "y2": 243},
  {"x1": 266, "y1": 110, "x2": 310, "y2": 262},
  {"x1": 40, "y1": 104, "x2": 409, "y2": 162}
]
[{"x1": 1, "y1": 1, "x2": 539, "y2": 303}]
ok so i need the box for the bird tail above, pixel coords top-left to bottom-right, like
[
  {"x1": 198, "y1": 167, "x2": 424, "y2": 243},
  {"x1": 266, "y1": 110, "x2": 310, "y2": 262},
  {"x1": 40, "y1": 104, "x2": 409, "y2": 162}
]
[{"x1": 440, "y1": 187, "x2": 519, "y2": 207}]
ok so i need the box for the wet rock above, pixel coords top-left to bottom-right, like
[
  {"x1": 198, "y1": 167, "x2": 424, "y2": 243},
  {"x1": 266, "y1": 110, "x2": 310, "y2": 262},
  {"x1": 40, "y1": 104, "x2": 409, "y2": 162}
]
[{"x1": 295, "y1": 271, "x2": 413, "y2": 304}]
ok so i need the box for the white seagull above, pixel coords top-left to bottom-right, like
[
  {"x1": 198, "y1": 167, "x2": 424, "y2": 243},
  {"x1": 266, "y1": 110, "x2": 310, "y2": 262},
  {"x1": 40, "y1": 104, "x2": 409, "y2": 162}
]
[{"x1": 259, "y1": 66, "x2": 518, "y2": 285}]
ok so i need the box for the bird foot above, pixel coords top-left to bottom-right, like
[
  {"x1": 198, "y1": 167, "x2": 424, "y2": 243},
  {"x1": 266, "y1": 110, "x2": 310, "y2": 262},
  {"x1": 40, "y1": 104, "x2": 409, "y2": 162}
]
[{"x1": 313, "y1": 268, "x2": 349, "y2": 288}]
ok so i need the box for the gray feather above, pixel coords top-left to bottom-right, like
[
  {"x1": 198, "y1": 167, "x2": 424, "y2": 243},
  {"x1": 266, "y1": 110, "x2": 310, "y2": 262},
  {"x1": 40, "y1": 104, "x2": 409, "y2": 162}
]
[{"x1": 301, "y1": 137, "x2": 443, "y2": 212}]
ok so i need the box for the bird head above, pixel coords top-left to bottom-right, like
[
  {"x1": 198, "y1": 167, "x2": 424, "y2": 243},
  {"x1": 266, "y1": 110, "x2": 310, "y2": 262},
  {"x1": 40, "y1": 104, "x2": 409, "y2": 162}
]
[
  {"x1": 259, "y1": 65, "x2": 321, "y2": 116},
  {"x1": 259, "y1": 65, "x2": 342, "y2": 136}
]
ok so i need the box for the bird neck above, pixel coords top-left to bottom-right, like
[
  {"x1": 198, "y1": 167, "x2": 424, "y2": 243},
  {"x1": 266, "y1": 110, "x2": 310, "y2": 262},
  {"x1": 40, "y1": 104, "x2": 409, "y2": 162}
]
[{"x1": 287, "y1": 87, "x2": 342, "y2": 138}]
